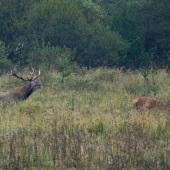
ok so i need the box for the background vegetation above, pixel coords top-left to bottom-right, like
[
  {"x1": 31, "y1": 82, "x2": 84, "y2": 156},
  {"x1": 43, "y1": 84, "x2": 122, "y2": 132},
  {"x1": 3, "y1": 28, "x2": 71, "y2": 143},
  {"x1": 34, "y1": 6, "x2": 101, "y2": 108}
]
[
  {"x1": 0, "y1": 0, "x2": 170, "y2": 69},
  {"x1": 1, "y1": 68, "x2": 170, "y2": 169}
]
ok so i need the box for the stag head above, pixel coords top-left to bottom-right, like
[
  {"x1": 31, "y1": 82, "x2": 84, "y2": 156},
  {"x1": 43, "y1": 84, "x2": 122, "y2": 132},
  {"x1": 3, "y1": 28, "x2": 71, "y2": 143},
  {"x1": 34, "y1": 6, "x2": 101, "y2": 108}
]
[
  {"x1": 9, "y1": 68, "x2": 42, "y2": 90},
  {"x1": 0, "y1": 68, "x2": 42, "y2": 102}
]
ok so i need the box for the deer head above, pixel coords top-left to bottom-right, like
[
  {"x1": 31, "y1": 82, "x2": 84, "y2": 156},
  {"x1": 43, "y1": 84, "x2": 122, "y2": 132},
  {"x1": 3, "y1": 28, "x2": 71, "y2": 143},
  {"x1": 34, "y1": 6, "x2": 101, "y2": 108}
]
[{"x1": 0, "y1": 68, "x2": 42, "y2": 101}]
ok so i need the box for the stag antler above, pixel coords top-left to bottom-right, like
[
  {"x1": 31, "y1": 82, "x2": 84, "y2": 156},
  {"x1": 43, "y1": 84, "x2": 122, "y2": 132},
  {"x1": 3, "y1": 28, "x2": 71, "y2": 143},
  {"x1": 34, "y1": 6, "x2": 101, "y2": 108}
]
[
  {"x1": 8, "y1": 68, "x2": 40, "y2": 82},
  {"x1": 29, "y1": 68, "x2": 41, "y2": 80},
  {"x1": 8, "y1": 70, "x2": 33, "y2": 82}
]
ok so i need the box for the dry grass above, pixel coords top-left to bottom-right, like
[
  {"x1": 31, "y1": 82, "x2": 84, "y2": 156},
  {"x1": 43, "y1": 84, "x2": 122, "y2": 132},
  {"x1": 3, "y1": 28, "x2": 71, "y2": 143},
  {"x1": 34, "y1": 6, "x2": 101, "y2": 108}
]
[{"x1": 0, "y1": 68, "x2": 170, "y2": 169}]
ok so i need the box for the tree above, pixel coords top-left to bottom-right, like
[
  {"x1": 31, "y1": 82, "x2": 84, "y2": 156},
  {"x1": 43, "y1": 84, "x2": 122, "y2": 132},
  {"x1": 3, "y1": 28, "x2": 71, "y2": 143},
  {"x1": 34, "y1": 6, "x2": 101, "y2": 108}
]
[{"x1": 24, "y1": 0, "x2": 127, "y2": 67}]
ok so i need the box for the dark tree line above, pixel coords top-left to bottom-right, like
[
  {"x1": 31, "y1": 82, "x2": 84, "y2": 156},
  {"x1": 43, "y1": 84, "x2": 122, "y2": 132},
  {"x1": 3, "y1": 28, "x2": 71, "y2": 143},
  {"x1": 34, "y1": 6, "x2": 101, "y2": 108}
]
[{"x1": 0, "y1": 0, "x2": 170, "y2": 70}]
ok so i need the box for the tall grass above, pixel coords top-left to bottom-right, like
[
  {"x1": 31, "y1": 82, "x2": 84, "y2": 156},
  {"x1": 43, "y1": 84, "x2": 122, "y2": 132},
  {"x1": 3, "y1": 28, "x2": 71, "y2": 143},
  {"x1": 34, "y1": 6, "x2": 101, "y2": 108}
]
[{"x1": 0, "y1": 68, "x2": 170, "y2": 169}]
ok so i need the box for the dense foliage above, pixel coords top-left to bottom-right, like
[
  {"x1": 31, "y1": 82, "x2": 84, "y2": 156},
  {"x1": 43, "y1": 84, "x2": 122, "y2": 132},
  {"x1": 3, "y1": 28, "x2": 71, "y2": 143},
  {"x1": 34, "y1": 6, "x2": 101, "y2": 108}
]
[{"x1": 0, "y1": 0, "x2": 170, "y2": 69}]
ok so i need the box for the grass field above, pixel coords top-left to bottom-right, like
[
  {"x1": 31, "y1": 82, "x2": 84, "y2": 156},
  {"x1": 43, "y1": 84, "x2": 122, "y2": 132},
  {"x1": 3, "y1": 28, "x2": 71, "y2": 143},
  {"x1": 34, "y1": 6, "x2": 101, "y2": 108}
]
[{"x1": 0, "y1": 68, "x2": 170, "y2": 169}]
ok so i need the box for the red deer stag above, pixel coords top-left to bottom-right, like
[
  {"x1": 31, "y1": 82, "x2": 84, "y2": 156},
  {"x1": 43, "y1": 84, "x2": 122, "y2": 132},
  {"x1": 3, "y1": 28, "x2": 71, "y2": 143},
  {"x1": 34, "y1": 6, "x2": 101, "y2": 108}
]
[
  {"x1": 0, "y1": 68, "x2": 42, "y2": 102},
  {"x1": 133, "y1": 97, "x2": 170, "y2": 110}
]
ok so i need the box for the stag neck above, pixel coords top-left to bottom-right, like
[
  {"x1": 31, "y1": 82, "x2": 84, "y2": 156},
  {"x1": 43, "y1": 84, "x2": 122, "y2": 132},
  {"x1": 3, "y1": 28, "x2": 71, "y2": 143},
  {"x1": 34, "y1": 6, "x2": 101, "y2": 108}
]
[{"x1": 21, "y1": 83, "x2": 34, "y2": 100}]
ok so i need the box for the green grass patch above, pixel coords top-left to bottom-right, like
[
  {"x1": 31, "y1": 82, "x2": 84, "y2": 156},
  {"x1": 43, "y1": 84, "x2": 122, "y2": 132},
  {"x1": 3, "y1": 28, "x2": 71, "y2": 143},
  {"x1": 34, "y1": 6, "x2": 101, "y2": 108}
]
[{"x1": 0, "y1": 68, "x2": 170, "y2": 169}]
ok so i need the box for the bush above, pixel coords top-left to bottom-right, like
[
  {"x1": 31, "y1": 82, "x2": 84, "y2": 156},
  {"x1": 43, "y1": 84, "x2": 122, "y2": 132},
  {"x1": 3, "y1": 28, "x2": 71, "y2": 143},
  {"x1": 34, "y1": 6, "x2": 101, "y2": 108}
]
[
  {"x1": 0, "y1": 40, "x2": 13, "y2": 73},
  {"x1": 27, "y1": 43, "x2": 75, "y2": 69}
]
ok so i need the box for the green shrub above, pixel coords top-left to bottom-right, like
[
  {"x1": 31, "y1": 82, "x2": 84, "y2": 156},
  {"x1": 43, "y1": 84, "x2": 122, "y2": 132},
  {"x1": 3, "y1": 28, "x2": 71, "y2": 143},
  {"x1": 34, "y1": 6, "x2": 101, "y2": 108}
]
[{"x1": 0, "y1": 40, "x2": 13, "y2": 73}]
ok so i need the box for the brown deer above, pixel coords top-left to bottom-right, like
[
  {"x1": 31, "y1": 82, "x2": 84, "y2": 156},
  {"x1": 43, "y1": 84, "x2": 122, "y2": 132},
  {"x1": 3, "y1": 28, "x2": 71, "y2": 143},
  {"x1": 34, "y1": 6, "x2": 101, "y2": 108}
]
[
  {"x1": 133, "y1": 97, "x2": 170, "y2": 110},
  {"x1": 0, "y1": 68, "x2": 42, "y2": 102}
]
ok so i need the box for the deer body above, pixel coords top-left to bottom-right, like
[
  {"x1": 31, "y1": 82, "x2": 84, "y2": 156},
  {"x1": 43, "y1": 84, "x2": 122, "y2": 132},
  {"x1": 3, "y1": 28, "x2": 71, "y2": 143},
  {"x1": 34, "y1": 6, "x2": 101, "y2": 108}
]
[
  {"x1": 0, "y1": 69, "x2": 41, "y2": 102},
  {"x1": 133, "y1": 97, "x2": 170, "y2": 109}
]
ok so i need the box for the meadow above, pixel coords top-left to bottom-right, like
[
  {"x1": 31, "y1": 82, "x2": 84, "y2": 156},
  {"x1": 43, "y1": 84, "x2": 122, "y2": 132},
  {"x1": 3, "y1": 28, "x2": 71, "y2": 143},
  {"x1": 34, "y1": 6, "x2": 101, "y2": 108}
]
[{"x1": 0, "y1": 67, "x2": 170, "y2": 169}]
